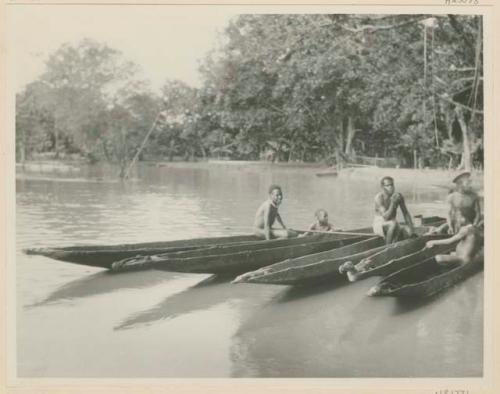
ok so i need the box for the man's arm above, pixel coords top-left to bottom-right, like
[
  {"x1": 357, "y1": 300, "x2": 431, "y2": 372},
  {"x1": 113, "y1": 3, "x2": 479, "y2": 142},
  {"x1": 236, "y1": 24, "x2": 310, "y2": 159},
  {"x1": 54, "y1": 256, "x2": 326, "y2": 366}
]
[
  {"x1": 263, "y1": 204, "x2": 272, "y2": 240},
  {"x1": 426, "y1": 225, "x2": 469, "y2": 248},
  {"x1": 276, "y1": 213, "x2": 286, "y2": 229},
  {"x1": 473, "y1": 196, "x2": 482, "y2": 226},
  {"x1": 375, "y1": 194, "x2": 397, "y2": 220},
  {"x1": 446, "y1": 193, "x2": 455, "y2": 234},
  {"x1": 399, "y1": 196, "x2": 415, "y2": 234}
]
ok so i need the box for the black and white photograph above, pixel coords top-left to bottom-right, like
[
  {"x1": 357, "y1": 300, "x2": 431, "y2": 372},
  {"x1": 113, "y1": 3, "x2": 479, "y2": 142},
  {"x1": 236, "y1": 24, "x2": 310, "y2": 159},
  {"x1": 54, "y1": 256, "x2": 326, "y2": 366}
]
[{"x1": 4, "y1": 3, "x2": 497, "y2": 388}]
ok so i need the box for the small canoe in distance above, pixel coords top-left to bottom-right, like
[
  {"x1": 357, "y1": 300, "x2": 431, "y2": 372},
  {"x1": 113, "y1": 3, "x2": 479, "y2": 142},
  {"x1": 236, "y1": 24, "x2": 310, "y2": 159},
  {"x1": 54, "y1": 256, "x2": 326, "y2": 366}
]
[
  {"x1": 232, "y1": 236, "x2": 385, "y2": 285},
  {"x1": 367, "y1": 248, "x2": 484, "y2": 297},
  {"x1": 315, "y1": 168, "x2": 338, "y2": 177},
  {"x1": 340, "y1": 234, "x2": 451, "y2": 282},
  {"x1": 111, "y1": 235, "x2": 370, "y2": 274}
]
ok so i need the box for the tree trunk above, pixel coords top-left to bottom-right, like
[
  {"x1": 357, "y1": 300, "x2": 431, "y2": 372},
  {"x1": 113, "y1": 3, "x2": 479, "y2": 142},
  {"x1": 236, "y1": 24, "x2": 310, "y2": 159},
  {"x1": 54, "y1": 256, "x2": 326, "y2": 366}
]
[
  {"x1": 199, "y1": 143, "x2": 207, "y2": 159},
  {"x1": 168, "y1": 140, "x2": 175, "y2": 162},
  {"x1": 445, "y1": 107, "x2": 453, "y2": 139},
  {"x1": 288, "y1": 142, "x2": 295, "y2": 162},
  {"x1": 455, "y1": 107, "x2": 472, "y2": 171},
  {"x1": 335, "y1": 147, "x2": 343, "y2": 169},
  {"x1": 344, "y1": 116, "x2": 356, "y2": 159},
  {"x1": 338, "y1": 118, "x2": 345, "y2": 152},
  {"x1": 54, "y1": 126, "x2": 60, "y2": 159},
  {"x1": 19, "y1": 133, "x2": 26, "y2": 163},
  {"x1": 101, "y1": 139, "x2": 110, "y2": 162}
]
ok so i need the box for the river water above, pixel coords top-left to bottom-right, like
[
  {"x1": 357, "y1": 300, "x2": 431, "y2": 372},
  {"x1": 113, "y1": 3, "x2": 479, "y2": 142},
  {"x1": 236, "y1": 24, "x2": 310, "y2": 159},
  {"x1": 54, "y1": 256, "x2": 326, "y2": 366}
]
[{"x1": 15, "y1": 162, "x2": 483, "y2": 378}]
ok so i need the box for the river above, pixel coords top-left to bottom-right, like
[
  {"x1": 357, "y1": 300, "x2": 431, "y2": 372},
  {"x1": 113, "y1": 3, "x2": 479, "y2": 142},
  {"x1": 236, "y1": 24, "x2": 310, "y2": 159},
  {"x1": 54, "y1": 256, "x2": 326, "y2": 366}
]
[{"x1": 15, "y1": 162, "x2": 483, "y2": 378}]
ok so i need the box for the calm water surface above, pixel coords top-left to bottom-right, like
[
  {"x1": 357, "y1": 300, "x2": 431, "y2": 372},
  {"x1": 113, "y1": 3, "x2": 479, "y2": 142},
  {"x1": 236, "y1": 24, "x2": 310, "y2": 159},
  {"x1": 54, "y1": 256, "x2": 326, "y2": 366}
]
[{"x1": 15, "y1": 163, "x2": 483, "y2": 377}]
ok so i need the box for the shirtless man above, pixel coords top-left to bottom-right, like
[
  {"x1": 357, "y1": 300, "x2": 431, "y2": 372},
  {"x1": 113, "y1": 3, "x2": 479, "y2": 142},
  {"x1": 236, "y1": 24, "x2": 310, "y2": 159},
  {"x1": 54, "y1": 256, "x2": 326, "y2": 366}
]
[
  {"x1": 254, "y1": 185, "x2": 292, "y2": 240},
  {"x1": 447, "y1": 172, "x2": 482, "y2": 233},
  {"x1": 373, "y1": 176, "x2": 414, "y2": 244},
  {"x1": 426, "y1": 208, "x2": 483, "y2": 267},
  {"x1": 428, "y1": 172, "x2": 482, "y2": 235}
]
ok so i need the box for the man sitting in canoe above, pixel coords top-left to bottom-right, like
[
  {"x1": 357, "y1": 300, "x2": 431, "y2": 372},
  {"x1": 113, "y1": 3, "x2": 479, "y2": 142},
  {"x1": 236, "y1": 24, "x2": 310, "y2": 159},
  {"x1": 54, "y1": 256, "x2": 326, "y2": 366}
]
[
  {"x1": 429, "y1": 172, "x2": 482, "y2": 235},
  {"x1": 254, "y1": 185, "x2": 294, "y2": 240},
  {"x1": 373, "y1": 176, "x2": 415, "y2": 244},
  {"x1": 425, "y1": 207, "x2": 483, "y2": 268}
]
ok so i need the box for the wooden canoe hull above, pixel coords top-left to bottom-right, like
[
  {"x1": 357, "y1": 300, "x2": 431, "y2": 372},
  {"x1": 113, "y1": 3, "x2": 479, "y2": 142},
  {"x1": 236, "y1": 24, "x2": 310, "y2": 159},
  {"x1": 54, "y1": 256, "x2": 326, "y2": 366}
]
[
  {"x1": 23, "y1": 234, "x2": 260, "y2": 267},
  {"x1": 343, "y1": 235, "x2": 451, "y2": 282},
  {"x1": 232, "y1": 236, "x2": 386, "y2": 285},
  {"x1": 23, "y1": 231, "x2": 364, "y2": 268},
  {"x1": 111, "y1": 236, "x2": 370, "y2": 274},
  {"x1": 23, "y1": 216, "x2": 444, "y2": 269},
  {"x1": 368, "y1": 248, "x2": 484, "y2": 297}
]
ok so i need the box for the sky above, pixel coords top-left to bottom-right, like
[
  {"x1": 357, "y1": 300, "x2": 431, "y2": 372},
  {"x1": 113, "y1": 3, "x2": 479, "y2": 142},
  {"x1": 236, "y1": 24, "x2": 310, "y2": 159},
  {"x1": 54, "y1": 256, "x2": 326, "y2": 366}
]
[{"x1": 8, "y1": 6, "x2": 239, "y2": 93}]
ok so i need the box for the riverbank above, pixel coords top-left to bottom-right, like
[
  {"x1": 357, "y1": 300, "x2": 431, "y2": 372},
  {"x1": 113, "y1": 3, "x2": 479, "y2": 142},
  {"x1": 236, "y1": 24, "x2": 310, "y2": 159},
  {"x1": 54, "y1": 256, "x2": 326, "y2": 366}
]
[
  {"x1": 337, "y1": 166, "x2": 484, "y2": 189},
  {"x1": 16, "y1": 159, "x2": 484, "y2": 190}
]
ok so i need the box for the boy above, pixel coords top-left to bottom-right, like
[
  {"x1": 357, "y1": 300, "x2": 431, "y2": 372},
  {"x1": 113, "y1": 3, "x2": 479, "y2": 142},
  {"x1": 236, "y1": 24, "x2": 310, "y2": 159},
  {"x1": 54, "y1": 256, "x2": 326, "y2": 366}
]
[
  {"x1": 301, "y1": 209, "x2": 337, "y2": 236},
  {"x1": 373, "y1": 176, "x2": 415, "y2": 244},
  {"x1": 425, "y1": 208, "x2": 483, "y2": 268},
  {"x1": 254, "y1": 185, "x2": 292, "y2": 240}
]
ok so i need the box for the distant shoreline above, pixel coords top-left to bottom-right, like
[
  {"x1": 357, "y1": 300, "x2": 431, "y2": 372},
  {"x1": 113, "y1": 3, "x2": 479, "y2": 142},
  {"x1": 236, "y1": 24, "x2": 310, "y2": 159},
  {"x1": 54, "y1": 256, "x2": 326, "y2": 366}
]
[{"x1": 15, "y1": 159, "x2": 484, "y2": 188}]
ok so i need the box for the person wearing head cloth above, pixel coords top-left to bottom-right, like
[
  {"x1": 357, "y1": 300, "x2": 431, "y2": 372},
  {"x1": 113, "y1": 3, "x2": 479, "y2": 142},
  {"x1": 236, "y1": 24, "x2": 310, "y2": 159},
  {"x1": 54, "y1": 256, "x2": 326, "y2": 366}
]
[
  {"x1": 444, "y1": 171, "x2": 482, "y2": 234},
  {"x1": 373, "y1": 176, "x2": 415, "y2": 244}
]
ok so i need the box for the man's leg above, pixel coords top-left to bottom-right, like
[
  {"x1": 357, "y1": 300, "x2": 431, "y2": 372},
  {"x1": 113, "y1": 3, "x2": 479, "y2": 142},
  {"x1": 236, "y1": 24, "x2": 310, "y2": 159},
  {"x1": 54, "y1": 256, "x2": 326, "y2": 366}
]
[
  {"x1": 435, "y1": 253, "x2": 464, "y2": 268},
  {"x1": 254, "y1": 228, "x2": 267, "y2": 240},
  {"x1": 270, "y1": 229, "x2": 290, "y2": 239},
  {"x1": 385, "y1": 221, "x2": 399, "y2": 244}
]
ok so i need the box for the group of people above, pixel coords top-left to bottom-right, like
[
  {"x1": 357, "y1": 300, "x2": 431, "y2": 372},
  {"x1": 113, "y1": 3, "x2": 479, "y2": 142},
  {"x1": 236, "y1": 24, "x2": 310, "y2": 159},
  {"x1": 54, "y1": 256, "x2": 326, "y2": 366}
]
[{"x1": 253, "y1": 172, "x2": 483, "y2": 268}]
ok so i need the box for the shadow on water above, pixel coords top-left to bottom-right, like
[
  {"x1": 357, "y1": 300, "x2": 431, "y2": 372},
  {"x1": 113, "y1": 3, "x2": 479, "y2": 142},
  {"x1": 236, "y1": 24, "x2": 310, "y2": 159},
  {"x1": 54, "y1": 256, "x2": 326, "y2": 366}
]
[
  {"x1": 390, "y1": 269, "x2": 484, "y2": 316},
  {"x1": 364, "y1": 272, "x2": 483, "y2": 347},
  {"x1": 114, "y1": 273, "x2": 247, "y2": 330},
  {"x1": 271, "y1": 274, "x2": 350, "y2": 304},
  {"x1": 26, "y1": 269, "x2": 182, "y2": 308},
  {"x1": 391, "y1": 292, "x2": 448, "y2": 315}
]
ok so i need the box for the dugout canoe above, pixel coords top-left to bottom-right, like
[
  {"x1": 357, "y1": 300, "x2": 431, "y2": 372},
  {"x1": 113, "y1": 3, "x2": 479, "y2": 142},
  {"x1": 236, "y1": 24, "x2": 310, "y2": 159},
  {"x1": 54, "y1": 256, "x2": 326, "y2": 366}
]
[
  {"x1": 367, "y1": 248, "x2": 484, "y2": 297},
  {"x1": 23, "y1": 234, "x2": 262, "y2": 268},
  {"x1": 24, "y1": 216, "x2": 443, "y2": 268},
  {"x1": 111, "y1": 235, "x2": 370, "y2": 274},
  {"x1": 23, "y1": 230, "x2": 358, "y2": 268},
  {"x1": 339, "y1": 234, "x2": 452, "y2": 282},
  {"x1": 232, "y1": 236, "x2": 385, "y2": 285}
]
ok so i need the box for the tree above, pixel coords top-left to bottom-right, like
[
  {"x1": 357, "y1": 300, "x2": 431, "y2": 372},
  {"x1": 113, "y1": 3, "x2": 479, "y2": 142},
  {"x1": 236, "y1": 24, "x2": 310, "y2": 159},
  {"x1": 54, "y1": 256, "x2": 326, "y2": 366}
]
[{"x1": 34, "y1": 39, "x2": 142, "y2": 158}]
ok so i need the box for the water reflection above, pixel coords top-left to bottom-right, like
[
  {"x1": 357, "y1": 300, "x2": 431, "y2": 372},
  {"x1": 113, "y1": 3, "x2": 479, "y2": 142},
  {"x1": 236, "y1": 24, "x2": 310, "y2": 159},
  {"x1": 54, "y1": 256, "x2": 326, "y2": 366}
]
[
  {"x1": 16, "y1": 163, "x2": 483, "y2": 378},
  {"x1": 270, "y1": 275, "x2": 350, "y2": 304},
  {"x1": 27, "y1": 270, "x2": 181, "y2": 307},
  {"x1": 115, "y1": 274, "x2": 270, "y2": 331}
]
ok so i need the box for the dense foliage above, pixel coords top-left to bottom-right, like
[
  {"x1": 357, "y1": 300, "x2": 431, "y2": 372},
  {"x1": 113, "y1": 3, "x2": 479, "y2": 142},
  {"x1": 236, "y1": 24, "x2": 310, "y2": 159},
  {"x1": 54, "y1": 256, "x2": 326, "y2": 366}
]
[{"x1": 16, "y1": 14, "x2": 483, "y2": 171}]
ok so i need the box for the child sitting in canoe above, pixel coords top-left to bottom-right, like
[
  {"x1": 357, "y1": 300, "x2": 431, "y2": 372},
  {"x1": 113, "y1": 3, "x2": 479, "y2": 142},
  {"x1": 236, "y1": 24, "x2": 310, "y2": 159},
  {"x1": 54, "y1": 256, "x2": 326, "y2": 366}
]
[
  {"x1": 254, "y1": 185, "x2": 295, "y2": 240},
  {"x1": 300, "y1": 209, "x2": 339, "y2": 236},
  {"x1": 425, "y1": 207, "x2": 483, "y2": 268}
]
